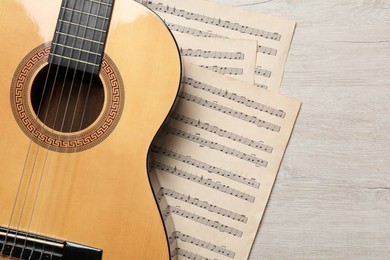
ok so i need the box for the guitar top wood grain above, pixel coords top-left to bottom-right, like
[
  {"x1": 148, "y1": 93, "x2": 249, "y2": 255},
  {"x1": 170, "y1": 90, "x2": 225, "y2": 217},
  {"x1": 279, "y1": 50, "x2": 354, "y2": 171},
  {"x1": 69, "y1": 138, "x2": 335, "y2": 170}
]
[{"x1": 0, "y1": 0, "x2": 181, "y2": 259}]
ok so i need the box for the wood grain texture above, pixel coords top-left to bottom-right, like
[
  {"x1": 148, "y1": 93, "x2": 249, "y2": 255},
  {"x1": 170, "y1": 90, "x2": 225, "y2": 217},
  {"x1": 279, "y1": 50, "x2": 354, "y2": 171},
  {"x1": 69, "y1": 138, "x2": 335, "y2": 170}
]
[
  {"x1": 214, "y1": 0, "x2": 390, "y2": 259},
  {"x1": 0, "y1": 0, "x2": 180, "y2": 259}
]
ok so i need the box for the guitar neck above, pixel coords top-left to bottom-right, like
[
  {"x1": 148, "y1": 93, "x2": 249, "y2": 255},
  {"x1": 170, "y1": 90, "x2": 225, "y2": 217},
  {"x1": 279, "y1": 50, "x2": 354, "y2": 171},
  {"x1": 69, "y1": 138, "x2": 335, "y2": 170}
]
[{"x1": 49, "y1": 0, "x2": 114, "y2": 74}]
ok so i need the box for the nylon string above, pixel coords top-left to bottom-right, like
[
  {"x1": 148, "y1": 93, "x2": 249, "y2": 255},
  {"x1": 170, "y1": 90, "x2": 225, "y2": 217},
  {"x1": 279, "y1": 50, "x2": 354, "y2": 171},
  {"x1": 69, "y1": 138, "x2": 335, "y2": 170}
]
[
  {"x1": 0, "y1": 0, "x2": 71, "y2": 257},
  {"x1": 19, "y1": 1, "x2": 110, "y2": 259}
]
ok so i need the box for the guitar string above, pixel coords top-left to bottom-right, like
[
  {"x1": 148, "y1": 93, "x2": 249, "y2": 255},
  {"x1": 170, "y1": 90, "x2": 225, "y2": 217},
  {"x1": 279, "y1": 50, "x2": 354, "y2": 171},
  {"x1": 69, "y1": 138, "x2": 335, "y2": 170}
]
[
  {"x1": 58, "y1": 0, "x2": 105, "y2": 134},
  {"x1": 3, "y1": 0, "x2": 108, "y2": 258},
  {"x1": 20, "y1": 1, "x2": 111, "y2": 259},
  {"x1": 0, "y1": 1, "x2": 20, "y2": 259},
  {"x1": 0, "y1": 0, "x2": 72, "y2": 258},
  {"x1": 8, "y1": 0, "x2": 80, "y2": 257},
  {"x1": 17, "y1": 0, "x2": 87, "y2": 257},
  {"x1": 1, "y1": 0, "x2": 74, "y2": 257},
  {"x1": 72, "y1": 0, "x2": 111, "y2": 134},
  {"x1": 39, "y1": 3, "x2": 111, "y2": 259},
  {"x1": 68, "y1": 0, "x2": 110, "y2": 134},
  {"x1": 18, "y1": 1, "x2": 101, "y2": 259},
  {"x1": 3, "y1": 0, "x2": 79, "y2": 258},
  {"x1": 0, "y1": 2, "x2": 37, "y2": 254}
]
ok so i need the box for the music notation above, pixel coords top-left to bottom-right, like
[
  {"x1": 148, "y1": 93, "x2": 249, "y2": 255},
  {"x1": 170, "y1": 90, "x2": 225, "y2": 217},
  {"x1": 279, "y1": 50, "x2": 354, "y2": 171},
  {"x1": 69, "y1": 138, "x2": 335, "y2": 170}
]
[
  {"x1": 178, "y1": 91, "x2": 282, "y2": 132},
  {"x1": 200, "y1": 65, "x2": 243, "y2": 75},
  {"x1": 166, "y1": 21, "x2": 224, "y2": 38},
  {"x1": 153, "y1": 146, "x2": 260, "y2": 188},
  {"x1": 255, "y1": 83, "x2": 269, "y2": 89},
  {"x1": 157, "y1": 187, "x2": 248, "y2": 223},
  {"x1": 150, "y1": 63, "x2": 301, "y2": 260},
  {"x1": 137, "y1": 0, "x2": 297, "y2": 92},
  {"x1": 258, "y1": 45, "x2": 277, "y2": 56},
  {"x1": 163, "y1": 126, "x2": 268, "y2": 167},
  {"x1": 183, "y1": 77, "x2": 286, "y2": 118},
  {"x1": 141, "y1": 1, "x2": 281, "y2": 41},
  {"x1": 162, "y1": 206, "x2": 244, "y2": 237},
  {"x1": 255, "y1": 67, "x2": 272, "y2": 78},
  {"x1": 167, "y1": 23, "x2": 276, "y2": 84},
  {"x1": 170, "y1": 113, "x2": 273, "y2": 153},
  {"x1": 180, "y1": 48, "x2": 245, "y2": 60},
  {"x1": 153, "y1": 161, "x2": 256, "y2": 202},
  {"x1": 171, "y1": 248, "x2": 208, "y2": 260},
  {"x1": 169, "y1": 231, "x2": 236, "y2": 258},
  {"x1": 175, "y1": 35, "x2": 257, "y2": 83},
  {"x1": 165, "y1": 17, "x2": 278, "y2": 88}
]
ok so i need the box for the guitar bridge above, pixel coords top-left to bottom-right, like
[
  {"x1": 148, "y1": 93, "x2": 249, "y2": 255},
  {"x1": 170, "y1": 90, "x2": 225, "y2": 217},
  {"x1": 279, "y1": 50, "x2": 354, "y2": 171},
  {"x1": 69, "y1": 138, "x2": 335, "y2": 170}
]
[{"x1": 0, "y1": 227, "x2": 102, "y2": 260}]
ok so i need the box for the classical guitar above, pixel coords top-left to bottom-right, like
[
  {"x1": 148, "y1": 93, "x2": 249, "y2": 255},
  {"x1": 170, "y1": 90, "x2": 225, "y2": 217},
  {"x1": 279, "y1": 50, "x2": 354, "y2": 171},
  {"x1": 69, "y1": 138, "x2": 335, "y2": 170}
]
[{"x1": 0, "y1": 0, "x2": 181, "y2": 259}]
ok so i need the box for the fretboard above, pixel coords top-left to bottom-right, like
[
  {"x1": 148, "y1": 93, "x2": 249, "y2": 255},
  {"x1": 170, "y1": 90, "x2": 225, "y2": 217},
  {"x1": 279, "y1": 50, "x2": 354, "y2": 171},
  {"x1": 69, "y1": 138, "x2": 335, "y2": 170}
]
[{"x1": 49, "y1": 0, "x2": 114, "y2": 74}]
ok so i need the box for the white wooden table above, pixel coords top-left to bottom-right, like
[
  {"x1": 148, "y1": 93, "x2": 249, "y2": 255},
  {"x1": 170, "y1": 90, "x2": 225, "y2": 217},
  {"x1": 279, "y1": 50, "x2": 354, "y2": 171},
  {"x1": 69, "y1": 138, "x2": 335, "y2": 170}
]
[{"x1": 214, "y1": 1, "x2": 390, "y2": 259}]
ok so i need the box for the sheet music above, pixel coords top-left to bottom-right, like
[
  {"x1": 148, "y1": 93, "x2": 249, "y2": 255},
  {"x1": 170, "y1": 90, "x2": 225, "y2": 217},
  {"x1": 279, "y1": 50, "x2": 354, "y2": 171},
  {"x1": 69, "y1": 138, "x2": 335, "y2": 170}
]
[
  {"x1": 175, "y1": 35, "x2": 257, "y2": 83},
  {"x1": 136, "y1": 0, "x2": 296, "y2": 92},
  {"x1": 149, "y1": 63, "x2": 301, "y2": 260}
]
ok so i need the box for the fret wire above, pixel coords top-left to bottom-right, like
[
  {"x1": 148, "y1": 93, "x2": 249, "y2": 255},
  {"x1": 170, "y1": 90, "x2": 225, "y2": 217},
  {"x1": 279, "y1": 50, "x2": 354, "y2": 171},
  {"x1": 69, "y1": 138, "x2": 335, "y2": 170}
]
[
  {"x1": 50, "y1": 54, "x2": 100, "y2": 67},
  {"x1": 58, "y1": 19, "x2": 106, "y2": 33},
  {"x1": 89, "y1": 0, "x2": 112, "y2": 7},
  {"x1": 52, "y1": 43, "x2": 102, "y2": 56},
  {"x1": 49, "y1": 0, "x2": 114, "y2": 74},
  {"x1": 61, "y1": 7, "x2": 109, "y2": 20},
  {"x1": 59, "y1": 0, "x2": 79, "y2": 62},
  {"x1": 55, "y1": 32, "x2": 104, "y2": 45}
]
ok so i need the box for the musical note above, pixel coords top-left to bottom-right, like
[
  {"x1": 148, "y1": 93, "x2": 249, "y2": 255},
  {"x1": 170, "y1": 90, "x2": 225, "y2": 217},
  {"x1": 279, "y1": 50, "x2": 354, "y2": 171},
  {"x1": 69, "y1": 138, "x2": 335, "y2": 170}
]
[
  {"x1": 199, "y1": 65, "x2": 243, "y2": 75},
  {"x1": 169, "y1": 113, "x2": 273, "y2": 153},
  {"x1": 255, "y1": 83, "x2": 269, "y2": 89},
  {"x1": 162, "y1": 126, "x2": 268, "y2": 167},
  {"x1": 178, "y1": 91, "x2": 282, "y2": 132},
  {"x1": 140, "y1": 1, "x2": 281, "y2": 41},
  {"x1": 153, "y1": 145, "x2": 260, "y2": 188},
  {"x1": 169, "y1": 231, "x2": 236, "y2": 258},
  {"x1": 163, "y1": 206, "x2": 243, "y2": 237},
  {"x1": 180, "y1": 48, "x2": 245, "y2": 60},
  {"x1": 166, "y1": 21, "x2": 224, "y2": 38},
  {"x1": 150, "y1": 63, "x2": 301, "y2": 259},
  {"x1": 175, "y1": 35, "x2": 257, "y2": 83},
  {"x1": 182, "y1": 77, "x2": 286, "y2": 118},
  {"x1": 136, "y1": 0, "x2": 297, "y2": 92},
  {"x1": 255, "y1": 66, "x2": 272, "y2": 78},
  {"x1": 258, "y1": 45, "x2": 277, "y2": 56},
  {"x1": 157, "y1": 187, "x2": 248, "y2": 223},
  {"x1": 170, "y1": 248, "x2": 208, "y2": 260},
  {"x1": 153, "y1": 161, "x2": 256, "y2": 202}
]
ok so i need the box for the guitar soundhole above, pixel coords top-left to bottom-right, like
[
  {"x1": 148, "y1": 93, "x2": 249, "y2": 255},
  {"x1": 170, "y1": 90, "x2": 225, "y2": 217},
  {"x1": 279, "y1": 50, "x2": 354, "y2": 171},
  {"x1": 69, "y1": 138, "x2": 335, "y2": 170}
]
[
  {"x1": 11, "y1": 43, "x2": 124, "y2": 153},
  {"x1": 31, "y1": 65, "x2": 105, "y2": 133}
]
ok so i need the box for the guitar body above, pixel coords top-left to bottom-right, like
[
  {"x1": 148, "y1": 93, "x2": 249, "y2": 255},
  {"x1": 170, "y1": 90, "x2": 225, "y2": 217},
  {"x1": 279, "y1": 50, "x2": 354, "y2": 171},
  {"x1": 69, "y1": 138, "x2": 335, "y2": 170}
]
[{"x1": 0, "y1": 0, "x2": 180, "y2": 259}]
